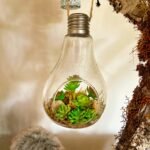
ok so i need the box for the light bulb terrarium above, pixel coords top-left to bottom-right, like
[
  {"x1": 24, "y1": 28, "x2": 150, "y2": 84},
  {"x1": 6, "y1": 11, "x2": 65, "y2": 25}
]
[{"x1": 43, "y1": 13, "x2": 106, "y2": 128}]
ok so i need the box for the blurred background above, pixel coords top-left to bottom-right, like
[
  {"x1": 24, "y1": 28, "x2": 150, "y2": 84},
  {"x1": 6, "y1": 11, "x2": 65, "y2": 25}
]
[{"x1": 0, "y1": 0, "x2": 140, "y2": 149}]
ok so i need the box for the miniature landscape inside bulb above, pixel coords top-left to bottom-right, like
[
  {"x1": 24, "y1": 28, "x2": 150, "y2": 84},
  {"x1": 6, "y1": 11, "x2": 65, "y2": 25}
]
[{"x1": 44, "y1": 75, "x2": 105, "y2": 128}]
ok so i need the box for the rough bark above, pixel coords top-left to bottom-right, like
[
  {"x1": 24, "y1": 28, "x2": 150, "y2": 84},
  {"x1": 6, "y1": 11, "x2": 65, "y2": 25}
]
[{"x1": 108, "y1": 0, "x2": 150, "y2": 149}]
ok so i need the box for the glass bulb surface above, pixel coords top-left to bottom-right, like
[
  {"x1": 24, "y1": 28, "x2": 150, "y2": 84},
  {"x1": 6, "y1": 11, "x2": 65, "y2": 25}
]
[{"x1": 43, "y1": 35, "x2": 106, "y2": 129}]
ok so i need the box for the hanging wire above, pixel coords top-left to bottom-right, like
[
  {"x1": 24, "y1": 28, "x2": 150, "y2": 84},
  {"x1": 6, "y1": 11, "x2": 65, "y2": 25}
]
[
  {"x1": 66, "y1": 0, "x2": 70, "y2": 18},
  {"x1": 89, "y1": 0, "x2": 101, "y2": 21},
  {"x1": 89, "y1": 0, "x2": 94, "y2": 21}
]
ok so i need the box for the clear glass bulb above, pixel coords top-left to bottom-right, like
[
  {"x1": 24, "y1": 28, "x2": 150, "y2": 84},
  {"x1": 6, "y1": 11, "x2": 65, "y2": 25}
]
[{"x1": 43, "y1": 13, "x2": 106, "y2": 128}]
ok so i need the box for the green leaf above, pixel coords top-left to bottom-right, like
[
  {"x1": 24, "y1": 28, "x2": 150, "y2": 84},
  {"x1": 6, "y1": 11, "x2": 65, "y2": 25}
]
[
  {"x1": 87, "y1": 87, "x2": 97, "y2": 99},
  {"x1": 55, "y1": 91, "x2": 65, "y2": 100},
  {"x1": 68, "y1": 107, "x2": 97, "y2": 125},
  {"x1": 55, "y1": 104, "x2": 71, "y2": 120},
  {"x1": 64, "y1": 81, "x2": 81, "y2": 92},
  {"x1": 67, "y1": 75, "x2": 81, "y2": 81},
  {"x1": 74, "y1": 93, "x2": 92, "y2": 108},
  {"x1": 81, "y1": 108, "x2": 97, "y2": 123},
  {"x1": 68, "y1": 108, "x2": 83, "y2": 124}
]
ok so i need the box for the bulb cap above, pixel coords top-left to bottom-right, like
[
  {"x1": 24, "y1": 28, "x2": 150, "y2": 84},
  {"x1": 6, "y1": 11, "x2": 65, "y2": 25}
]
[{"x1": 68, "y1": 13, "x2": 90, "y2": 37}]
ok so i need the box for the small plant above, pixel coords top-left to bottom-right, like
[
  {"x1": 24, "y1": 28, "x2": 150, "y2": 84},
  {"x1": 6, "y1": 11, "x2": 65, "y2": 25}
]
[
  {"x1": 55, "y1": 91, "x2": 65, "y2": 100},
  {"x1": 68, "y1": 108, "x2": 97, "y2": 124},
  {"x1": 55, "y1": 104, "x2": 71, "y2": 120},
  {"x1": 45, "y1": 75, "x2": 105, "y2": 128},
  {"x1": 87, "y1": 87, "x2": 97, "y2": 99},
  {"x1": 64, "y1": 81, "x2": 81, "y2": 91},
  {"x1": 68, "y1": 108, "x2": 83, "y2": 124},
  {"x1": 73, "y1": 93, "x2": 92, "y2": 108}
]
